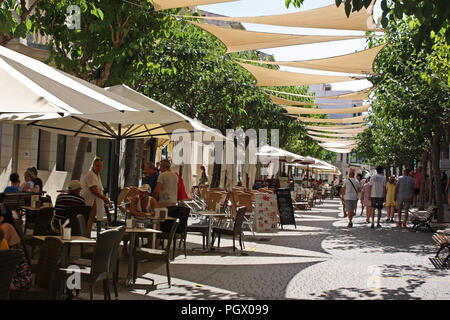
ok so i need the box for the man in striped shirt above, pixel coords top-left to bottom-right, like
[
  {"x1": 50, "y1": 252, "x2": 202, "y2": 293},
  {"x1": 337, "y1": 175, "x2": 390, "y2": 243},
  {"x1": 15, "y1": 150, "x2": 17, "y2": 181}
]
[{"x1": 51, "y1": 180, "x2": 86, "y2": 232}]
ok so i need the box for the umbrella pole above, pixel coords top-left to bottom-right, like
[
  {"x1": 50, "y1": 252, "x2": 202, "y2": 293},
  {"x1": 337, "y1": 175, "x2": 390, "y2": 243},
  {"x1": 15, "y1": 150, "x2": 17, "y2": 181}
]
[{"x1": 113, "y1": 126, "x2": 121, "y2": 225}]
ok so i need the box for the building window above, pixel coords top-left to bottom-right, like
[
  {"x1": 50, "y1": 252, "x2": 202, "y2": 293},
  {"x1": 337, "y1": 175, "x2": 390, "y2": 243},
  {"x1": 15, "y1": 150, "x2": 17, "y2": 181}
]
[
  {"x1": 56, "y1": 134, "x2": 66, "y2": 171},
  {"x1": 87, "y1": 141, "x2": 92, "y2": 153},
  {"x1": 340, "y1": 153, "x2": 344, "y2": 162}
]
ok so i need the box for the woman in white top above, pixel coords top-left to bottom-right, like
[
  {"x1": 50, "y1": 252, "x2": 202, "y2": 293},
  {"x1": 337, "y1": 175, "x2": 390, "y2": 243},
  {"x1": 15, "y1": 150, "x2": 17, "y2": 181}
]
[
  {"x1": 81, "y1": 158, "x2": 110, "y2": 234},
  {"x1": 20, "y1": 170, "x2": 34, "y2": 192}
]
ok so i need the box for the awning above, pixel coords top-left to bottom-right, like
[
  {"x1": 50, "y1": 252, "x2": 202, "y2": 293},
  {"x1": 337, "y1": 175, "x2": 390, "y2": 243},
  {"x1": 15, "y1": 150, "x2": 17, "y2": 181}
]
[
  {"x1": 296, "y1": 114, "x2": 366, "y2": 124},
  {"x1": 235, "y1": 61, "x2": 361, "y2": 87},
  {"x1": 153, "y1": 0, "x2": 238, "y2": 11},
  {"x1": 236, "y1": 43, "x2": 386, "y2": 75},
  {"x1": 189, "y1": 21, "x2": 370, "y2": 53},
  {"x1": 181, "y1": 1, "x2": 382, "y2": 31},
  {"x1": 282, "y1": 104, "x2": 370, "y2": 115},
  {"x1": 264, "y1": 87, "x2": 373, "y2": 100}
]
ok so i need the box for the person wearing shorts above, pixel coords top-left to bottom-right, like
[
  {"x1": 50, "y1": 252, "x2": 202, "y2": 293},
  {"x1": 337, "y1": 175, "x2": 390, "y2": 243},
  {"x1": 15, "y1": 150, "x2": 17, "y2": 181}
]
[
  {"x1": 368, "y1": 166, "x2": 386, "y2": 228},
  {"x1": 361, "y1": 177, "x2": 372, "y2": 224},
  {"x1": 395, "y1": 169, "x2": 415, "y2": 228},
  {"x1": 340, "y1": 171, "x2": 361, "y2": 228}
]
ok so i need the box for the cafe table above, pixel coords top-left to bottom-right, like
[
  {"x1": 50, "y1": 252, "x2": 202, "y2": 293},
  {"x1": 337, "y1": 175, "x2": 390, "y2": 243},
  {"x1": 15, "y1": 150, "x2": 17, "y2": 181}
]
[
  {"x1": 32, "y1": 235, "x2": 95, "y2": 266},
  {"x1": 193, "y1": 211, "x2": 228, "y2": 252}
]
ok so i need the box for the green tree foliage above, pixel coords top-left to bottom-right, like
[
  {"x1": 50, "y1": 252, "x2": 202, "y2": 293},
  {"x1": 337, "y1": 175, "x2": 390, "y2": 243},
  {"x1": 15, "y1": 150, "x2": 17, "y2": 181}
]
[
  {"x1": 0, "y1": 0, "x2": 39, "y2": 45},
  {"x1": 32, "y1": 0, "x2": 180, "y2": 87},
  {"x1": 355, "y1": 17, "x2": 449, "y2": 167}
]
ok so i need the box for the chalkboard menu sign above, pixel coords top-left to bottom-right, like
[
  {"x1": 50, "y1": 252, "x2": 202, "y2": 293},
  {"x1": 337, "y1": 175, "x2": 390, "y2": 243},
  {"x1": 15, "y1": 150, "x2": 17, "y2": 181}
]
[{"x1": 275, "y1": 188, "x2": 296, "y2": 229}]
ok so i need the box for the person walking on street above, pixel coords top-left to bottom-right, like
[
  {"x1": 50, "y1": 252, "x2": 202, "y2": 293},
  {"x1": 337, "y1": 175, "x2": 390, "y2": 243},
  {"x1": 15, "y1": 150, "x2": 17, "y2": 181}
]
[
  {"x1": 385, "y1": 175, "x2": 397, "y2": 223},
  {"x1": 395, "y1": 169, "x2": 415, "y2": 228},
  {"x1": 413, "y1": 167, "x2": 422, "y2": 207},
  {"x1": 356, "y1": 173, "x2": 364, "y2": 216},
  {"x1": 340, "y1": 171, "x2": 361, "y2": 228},
  {"x1": 368, "y1": 166, "x2": 386, "y2": 228},
  {"x1": 360, "y1": 177, "x2": 372, "y2": 223}
]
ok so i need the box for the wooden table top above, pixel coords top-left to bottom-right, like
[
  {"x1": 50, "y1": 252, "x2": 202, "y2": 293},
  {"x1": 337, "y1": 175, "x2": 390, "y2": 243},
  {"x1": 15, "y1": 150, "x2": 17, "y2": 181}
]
[{"x1": 32, "y1": 235, "x2": 95, "y2": 244}]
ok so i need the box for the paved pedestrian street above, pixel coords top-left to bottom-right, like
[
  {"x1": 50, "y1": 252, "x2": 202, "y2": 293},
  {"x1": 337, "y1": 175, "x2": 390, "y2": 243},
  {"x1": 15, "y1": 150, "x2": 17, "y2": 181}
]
[{"x1": 79, "y1": 199, "x2": 450, "y2": 300}]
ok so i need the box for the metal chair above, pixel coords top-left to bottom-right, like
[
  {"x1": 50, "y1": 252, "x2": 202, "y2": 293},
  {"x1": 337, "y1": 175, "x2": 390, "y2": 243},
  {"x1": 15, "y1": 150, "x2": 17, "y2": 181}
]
[
  {"x1": 133, "y1": 219, "x2": 179, "y2": 287},
  {"x1": 211, "y1": 206, "x2": 247, "y2": 252},
  {"x1": 61, "y1": 228, "x2": 120, "y2": 300},
  {"x1": 70, "y1": 224, "x2": 126, "y2": 300},
  {"x1": 159, "y1": 206, "x2": 190, "y2": 260},
  {"x1": 0, "y1": 250, "x2": 22, "y2": 300}
]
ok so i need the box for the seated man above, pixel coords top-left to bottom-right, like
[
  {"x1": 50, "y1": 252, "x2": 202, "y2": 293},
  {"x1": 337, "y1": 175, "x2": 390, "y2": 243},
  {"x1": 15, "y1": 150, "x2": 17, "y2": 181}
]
[
  {"x1": 51, "y1": 180, "x2": 86, "y2": 232},
  {"x1": 129, "y1": 184, "x2": 158, "y2": 218},
  {"x1": 4, "y1": 173, "x2": 21, "y2": 193},
  {"x1": 128, "y1": 184, "x2": 159, "y2": 249}
]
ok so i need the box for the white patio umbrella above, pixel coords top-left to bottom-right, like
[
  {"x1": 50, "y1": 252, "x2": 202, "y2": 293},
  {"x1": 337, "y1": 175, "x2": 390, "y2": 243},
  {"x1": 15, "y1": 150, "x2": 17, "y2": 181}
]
[
  {"x1": 25, "y1": 85, "x2": 227, "y2": 221},
  {"x1": 0, "y1": 45, "x2": 140, "y2": 117}
]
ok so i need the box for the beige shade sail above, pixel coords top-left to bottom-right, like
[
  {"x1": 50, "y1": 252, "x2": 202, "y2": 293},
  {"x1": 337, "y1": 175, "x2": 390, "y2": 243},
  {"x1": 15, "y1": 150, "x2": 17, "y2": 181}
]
[
  {"x1": 296, "y1": 114, "x2": 366, "y2": 124},
  {"x1": 189, "y1": 21, "x2": 370, "y2": 53},
  {"x1": 319, "y1": 141, "x2": 358, "y2": 148},
  {"x1": 237, "y1": 44, "x2": 386, "y2": 75},
  {"x1": 306, "y1": 124, "x2": 366, "y2": 131},
  {"x1": 269, "y1": 94, "x2": 355, "y2": 106},
  {"x1": 324, "y1": 146, "x2": 356, "y2": 153},
  {"x1": 236, "y1": 61, "x2": 361, "y2": 87},
  {"x1": 153, "y1": 0, "x2": 238, "y2": 11},
  {"x1": 264, "y1": 88, "x2": 373, "y2": 100},
  {"x1": 181, "y1": 1, "x2": 382, "y2": 31},
  {"x1": 307, "y1": 131, "x2": 359, "y2": 138},
  {"x1": 308, "y1": 135, "x2": 355, "y2": 143},
  {"x1": 282, "y1": 104, "x2": 370, "y2": 115}
]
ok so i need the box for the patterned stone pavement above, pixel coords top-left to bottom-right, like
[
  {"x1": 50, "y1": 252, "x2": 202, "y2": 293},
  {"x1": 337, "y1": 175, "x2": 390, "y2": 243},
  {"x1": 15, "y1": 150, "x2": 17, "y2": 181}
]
[{"x1": 77, "y1": 199, "x2": 450, "y2": 300}]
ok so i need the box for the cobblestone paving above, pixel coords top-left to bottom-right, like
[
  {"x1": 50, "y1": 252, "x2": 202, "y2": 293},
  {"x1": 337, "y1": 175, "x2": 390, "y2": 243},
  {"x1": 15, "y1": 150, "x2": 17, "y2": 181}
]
[{"x1": 78, "y1": 199, "x2": 450, "y2": 300}]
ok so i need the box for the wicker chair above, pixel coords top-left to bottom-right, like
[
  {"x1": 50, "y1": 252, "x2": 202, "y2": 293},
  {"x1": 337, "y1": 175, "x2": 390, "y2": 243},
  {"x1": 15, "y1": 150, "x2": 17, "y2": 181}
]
[
  {"x1": 0, "y1": 250, "x2": 22, "y2": 300},
  {"x1": 10, "y1": 237, "x2": 64, "y2": 300}
]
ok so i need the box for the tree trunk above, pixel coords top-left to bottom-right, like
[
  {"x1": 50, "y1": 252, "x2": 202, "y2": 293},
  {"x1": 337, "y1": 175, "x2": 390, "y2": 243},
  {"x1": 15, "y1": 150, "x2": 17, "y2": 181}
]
[
  {"x1": 418, "y1": 151, "x2": 428, "y2": 210},
  {"x1": 124, "y1": 139, "x2": 137, "y2": 187},
  {"x1": 432, "y1": 129, "x2": 444, "y2": 222},
  {"x1": 71, "y1": 137, "x2": 89, "y2": 180},
  {"x1": 211, "y1": 162, "x2": 222, "y2": 188}
]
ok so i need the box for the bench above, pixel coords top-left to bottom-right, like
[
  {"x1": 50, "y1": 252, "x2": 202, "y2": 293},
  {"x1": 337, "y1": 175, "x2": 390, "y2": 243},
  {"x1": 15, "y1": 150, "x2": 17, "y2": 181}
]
[
  {"x1": 409, "y1": 205, "x2": 437, "y2": 232},
  {"x1": 432, "y1": 230, "x2": 450, "y2": 266}
]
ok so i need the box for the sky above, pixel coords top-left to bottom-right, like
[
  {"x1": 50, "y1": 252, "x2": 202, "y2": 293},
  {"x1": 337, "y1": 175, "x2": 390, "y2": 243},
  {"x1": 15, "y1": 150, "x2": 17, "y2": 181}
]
[{"x1": 197, "y1": 0, "x2": 384, "y2": 92}]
